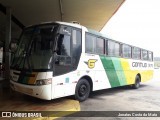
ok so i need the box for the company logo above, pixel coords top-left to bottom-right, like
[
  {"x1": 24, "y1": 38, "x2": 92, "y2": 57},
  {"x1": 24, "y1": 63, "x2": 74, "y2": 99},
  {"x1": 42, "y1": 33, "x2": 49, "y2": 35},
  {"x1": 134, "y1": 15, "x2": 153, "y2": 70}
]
[
  {"x1": 84, "y1": 59, "x2": 97, "y2": 69},
  {"x1": 1, "y1": 112, "x2": 42, "y2": 118},
  {"x1": 132, "y1": 62, "x2": 153, "y2": 68},
  {"x1": 2, "y1": 112, "x2": 11, "y2": 117}
]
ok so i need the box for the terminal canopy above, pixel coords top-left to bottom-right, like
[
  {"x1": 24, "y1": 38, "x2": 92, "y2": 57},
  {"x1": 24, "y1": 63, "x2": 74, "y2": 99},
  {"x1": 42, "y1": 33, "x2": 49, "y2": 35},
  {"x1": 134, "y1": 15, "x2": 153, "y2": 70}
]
[
  {"x1": 0, "y1": 0, "x2": 125, "y2": 31},
  {"x1": 0, "y1": 0, "x2": 125, "y2": 46}
]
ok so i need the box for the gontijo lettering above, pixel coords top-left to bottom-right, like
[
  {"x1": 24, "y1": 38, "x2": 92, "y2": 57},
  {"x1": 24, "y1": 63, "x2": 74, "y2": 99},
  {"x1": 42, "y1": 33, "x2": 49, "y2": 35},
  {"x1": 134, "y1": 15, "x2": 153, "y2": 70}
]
[{"x1": 132, "y1": 62, "x2": 153, "y2": 68}]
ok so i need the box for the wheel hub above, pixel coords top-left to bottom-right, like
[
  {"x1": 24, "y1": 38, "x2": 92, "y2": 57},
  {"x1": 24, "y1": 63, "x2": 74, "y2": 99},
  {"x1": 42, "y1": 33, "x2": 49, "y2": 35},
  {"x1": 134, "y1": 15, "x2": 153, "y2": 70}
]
[{"x1": 79, "y1": 84, "x2": 87, "y2": 96}]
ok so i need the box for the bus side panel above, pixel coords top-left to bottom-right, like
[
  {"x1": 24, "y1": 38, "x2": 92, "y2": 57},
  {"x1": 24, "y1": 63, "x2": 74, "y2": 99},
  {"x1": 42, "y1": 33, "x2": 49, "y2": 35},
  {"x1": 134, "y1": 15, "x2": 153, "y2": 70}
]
[
  {"x1": 100, "y1": 56, "x2": 128, "y2": 88},
  {"x1": 52, "y1": 72, "x2": 77, "y2": 99},
  {"x1": 121, "y1": 58, "x2": 154, "y2": 84},
  {"x1": 100, "y1": 56, "x2": 154, "y2": 87},
  {"x1": 120, "y1": 58, "x2": 136, "y2": 85},
  {"x1": 75, "y1": 54, "x2": 112, "y2": 91},
  {"x1": 93, "y1": 55, "x2": 112, "y2": 90},
  {"x1": 139, "y1": 70, "x2": 154, "y2": 82},
  {"x1": 112, "y1": 57, "x2": 128, "y2": 86}
]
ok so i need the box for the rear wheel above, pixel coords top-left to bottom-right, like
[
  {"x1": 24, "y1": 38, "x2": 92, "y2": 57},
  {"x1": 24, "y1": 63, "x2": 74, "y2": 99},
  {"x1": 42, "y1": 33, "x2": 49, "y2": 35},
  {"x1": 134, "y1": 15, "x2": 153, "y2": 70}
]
[
  {"x1": 132, "y1": 75, "x2": 140, "y2": 89},
  {"x1": 75, "y1": 79, "x2": 90, "y2": 102}
]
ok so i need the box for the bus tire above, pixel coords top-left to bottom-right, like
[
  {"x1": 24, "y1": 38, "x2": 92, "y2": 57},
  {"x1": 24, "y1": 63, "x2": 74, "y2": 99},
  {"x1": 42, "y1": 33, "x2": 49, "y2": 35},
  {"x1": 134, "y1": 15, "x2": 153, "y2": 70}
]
[
  {"x1": 75, "y1": 79, "x2": 90, "y2": 102},
  {"x1": 132, "y1": 75, "x2": 140, "y2": 89}
]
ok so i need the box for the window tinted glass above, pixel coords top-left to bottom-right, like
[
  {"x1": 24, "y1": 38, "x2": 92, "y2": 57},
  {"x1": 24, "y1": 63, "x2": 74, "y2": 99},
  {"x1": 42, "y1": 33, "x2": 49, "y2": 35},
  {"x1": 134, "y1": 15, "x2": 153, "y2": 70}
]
[
  {"x1": 59, "y1": 26, "x2": 71, "y2": 35},
  {"x1": 57, "y1": 34, "x2": 71, "y2": 56},
  {"x1": 85, "y1": 34, "x2": 96, "y2": 53},
  {"x1": 122, "y1": 44, "x2": 131, "y2": 58},
  {"x1": 115, "y1": 42, "x2": 120, "y2": 56},
  {"x1": 132, "y1": 47, "x2": 141, "y2": 59},
  {"x1": 148, "y1": 52, "x2": 153, "y2": 61},
  {"x1": 11, "y1": 25, "x2": 58, "y2": 70},
  {"x1": 72, "y1": 29, "x2": 82, "y2": 66},
  {"x1": 54, "y1": 26, "x2": 72, "y2": 76},
  {"x1": 108, "y1": 40, "x2": 120, "y2": 56},
  {"x1": 96, "y1": 38, "x2": 104, "y2": 54},
  {"x1": 142, "y1": 50, "x2": 148, "y2": 60}
]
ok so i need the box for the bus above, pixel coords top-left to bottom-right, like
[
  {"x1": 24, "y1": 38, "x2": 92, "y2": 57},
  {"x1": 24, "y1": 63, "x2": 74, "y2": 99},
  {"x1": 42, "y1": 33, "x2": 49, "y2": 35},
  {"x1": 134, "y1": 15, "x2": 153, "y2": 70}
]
[{"x1": 10, "y1": 21, "x2": 154, "y2": 101}]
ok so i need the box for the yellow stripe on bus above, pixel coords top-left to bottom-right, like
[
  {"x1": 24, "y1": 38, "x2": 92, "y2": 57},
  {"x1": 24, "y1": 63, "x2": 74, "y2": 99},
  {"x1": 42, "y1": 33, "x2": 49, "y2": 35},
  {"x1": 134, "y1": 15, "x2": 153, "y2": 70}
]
[
  {"x1": 28, "y1": 72, "x2": 38, "y2": 84},
  {"x1": 120, "y1": 58, "x2": 153, "y2": 85}
]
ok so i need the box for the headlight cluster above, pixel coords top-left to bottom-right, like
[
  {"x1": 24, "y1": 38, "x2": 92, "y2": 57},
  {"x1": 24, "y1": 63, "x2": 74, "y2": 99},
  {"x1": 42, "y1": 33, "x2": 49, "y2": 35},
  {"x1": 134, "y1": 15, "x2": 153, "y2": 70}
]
[{"x1": 35, "y1": 78, "x2": 52, "y2": 86}]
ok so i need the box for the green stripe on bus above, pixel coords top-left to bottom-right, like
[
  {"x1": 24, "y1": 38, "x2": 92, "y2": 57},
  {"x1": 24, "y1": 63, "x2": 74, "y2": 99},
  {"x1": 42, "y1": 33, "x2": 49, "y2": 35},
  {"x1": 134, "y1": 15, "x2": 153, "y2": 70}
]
[
  {"x1": 100, "y1": 56, "x2": 120, "y2": 87},
  {"x1": 111, "y1": 57, "x2": 127, "y2": 86},
  {"x1": 100, "y1": 56, "x2": 127, "y2": 87}
]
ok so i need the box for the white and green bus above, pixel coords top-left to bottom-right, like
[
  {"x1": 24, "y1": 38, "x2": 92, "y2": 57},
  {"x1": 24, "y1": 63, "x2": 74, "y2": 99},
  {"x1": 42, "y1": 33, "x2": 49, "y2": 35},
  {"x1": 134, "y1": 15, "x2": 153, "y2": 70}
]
[{"x1": 10, "y1": 21, "x2": 154, "y2": 101}]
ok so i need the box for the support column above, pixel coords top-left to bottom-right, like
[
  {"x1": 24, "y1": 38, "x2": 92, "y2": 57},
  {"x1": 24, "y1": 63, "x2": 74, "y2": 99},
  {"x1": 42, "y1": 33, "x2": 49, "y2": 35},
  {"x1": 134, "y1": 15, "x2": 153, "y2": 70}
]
[
  {"x1": 59, "y1": 0, "x2": 64, "y2": 21},
  {"x1": 4, "y1": 7, "x2": 11, "y2": 85}
]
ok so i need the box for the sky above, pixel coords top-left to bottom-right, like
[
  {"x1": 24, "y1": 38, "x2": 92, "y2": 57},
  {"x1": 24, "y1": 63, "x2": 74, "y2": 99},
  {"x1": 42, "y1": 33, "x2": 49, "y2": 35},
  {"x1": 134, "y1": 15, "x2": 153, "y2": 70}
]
[{"x1": 101, "y1": 0, "x2": 160, "y2": 57}]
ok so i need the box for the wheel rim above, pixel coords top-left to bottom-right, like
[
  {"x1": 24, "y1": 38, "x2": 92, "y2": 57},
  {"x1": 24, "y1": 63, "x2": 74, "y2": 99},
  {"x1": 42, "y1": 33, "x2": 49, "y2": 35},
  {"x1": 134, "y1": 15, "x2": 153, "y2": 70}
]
[{"x1": 78, "y1": 84, "x2": 88, "y2": 97}]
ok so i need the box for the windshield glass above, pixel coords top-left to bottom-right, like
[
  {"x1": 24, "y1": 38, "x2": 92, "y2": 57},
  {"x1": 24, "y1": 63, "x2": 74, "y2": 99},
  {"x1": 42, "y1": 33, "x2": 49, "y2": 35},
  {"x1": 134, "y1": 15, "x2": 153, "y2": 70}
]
[{"x1": 11, "y1": 24, "x2": 58, "y2": 70}]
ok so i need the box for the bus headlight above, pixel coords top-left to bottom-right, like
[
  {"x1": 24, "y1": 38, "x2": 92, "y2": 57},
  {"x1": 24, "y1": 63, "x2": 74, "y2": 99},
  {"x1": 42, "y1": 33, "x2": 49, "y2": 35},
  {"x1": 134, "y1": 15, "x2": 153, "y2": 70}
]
[{"x1": 35, "y1": 78, "x2": 52, "y2": 86}]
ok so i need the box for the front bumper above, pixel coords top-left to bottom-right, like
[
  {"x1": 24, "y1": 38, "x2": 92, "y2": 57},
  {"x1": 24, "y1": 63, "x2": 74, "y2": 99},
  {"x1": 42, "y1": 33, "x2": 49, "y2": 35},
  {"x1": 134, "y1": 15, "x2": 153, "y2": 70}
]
[{"x1": 10, "y1": 80, "x2": 52, "y2": 100}]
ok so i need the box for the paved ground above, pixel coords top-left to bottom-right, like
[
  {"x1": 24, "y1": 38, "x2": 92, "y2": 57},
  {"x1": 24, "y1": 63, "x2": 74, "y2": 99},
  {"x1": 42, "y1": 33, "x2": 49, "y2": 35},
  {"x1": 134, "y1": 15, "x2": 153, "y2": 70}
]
[{"x1": 59, "y1": 69, "x2": 160, "y2": 120}]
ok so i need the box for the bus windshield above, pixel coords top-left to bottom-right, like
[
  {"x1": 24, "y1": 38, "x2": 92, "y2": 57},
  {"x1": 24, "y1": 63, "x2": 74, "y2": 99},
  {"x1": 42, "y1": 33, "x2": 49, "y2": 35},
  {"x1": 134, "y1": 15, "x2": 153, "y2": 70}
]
[{"x1": 11, "y1": 24, "x2": 59, "y2": 70}]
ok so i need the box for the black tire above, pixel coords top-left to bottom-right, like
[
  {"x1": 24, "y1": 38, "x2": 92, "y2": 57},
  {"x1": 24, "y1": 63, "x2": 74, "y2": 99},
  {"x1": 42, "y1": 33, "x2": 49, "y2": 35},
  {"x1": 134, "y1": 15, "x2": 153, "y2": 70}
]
[
  {"x1": 75, "y1": 79, "x2": 90, "y2": 102},
  {"x1": 132, "y1": 75, "x2": 140, "y2": 89}
]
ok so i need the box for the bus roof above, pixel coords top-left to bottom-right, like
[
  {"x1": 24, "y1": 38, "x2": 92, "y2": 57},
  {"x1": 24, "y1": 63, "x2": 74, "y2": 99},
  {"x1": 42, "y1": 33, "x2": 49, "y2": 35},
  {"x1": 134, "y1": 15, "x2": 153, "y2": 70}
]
[
  {"x1": 86, "y1": 28, "x2": 109, "y2": 38},
  {"x1": 26, "y1": 21, "x2": 83, "y2": 29}
]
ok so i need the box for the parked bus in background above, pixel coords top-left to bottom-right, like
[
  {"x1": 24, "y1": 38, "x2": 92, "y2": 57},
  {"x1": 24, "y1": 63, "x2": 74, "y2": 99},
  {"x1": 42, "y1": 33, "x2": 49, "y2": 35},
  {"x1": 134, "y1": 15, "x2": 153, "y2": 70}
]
[{"x1": 10, "y1": 21, "x2": 154, "y2": 101}]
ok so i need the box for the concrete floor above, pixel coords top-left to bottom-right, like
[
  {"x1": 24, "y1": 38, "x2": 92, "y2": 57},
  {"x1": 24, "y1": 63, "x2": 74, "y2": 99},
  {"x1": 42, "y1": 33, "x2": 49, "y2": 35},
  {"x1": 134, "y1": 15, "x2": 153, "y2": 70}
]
[{"x1": 59, "y1": 69, "x2": 160, "y2": 120}]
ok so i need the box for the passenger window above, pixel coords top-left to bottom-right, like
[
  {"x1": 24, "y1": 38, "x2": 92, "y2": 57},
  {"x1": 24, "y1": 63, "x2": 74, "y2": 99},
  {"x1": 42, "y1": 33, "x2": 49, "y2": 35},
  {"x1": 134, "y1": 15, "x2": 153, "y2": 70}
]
[
  {"x1": 85, "y1": 34, "x2": 96, "y2": 53},
  {"x1": 142, "y1": 50, "x2": 148, "y2": 60},
  {"x1": 96, "y1": 38, "x2": 104, "y2": 54},
  {"x1": 148, "y1": 52, "x2": 153, "y2": 61},
  {"x1": 122, "y1": 44, "x2": 131, "y2": 58},
  {"x1": 108, "y1": 40, "x2": 120, "y2": 56},
  {"x1": 132, "y1": 47, "x2": 141, "y2": 59}
]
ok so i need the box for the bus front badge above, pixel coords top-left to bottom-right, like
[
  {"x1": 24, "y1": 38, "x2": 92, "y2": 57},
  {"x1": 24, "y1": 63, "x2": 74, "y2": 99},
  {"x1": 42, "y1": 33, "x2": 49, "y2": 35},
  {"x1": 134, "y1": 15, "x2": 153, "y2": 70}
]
[{"x1": 84, "y1": 59, "x2": 97, "y2": 69}]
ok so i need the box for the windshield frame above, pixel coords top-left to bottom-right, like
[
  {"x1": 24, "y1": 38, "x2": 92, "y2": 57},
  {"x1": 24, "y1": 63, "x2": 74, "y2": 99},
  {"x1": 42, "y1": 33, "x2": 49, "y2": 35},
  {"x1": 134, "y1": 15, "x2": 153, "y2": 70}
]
[{"x1": 11, "y1": 23, "x2": 60, "y2": 72}]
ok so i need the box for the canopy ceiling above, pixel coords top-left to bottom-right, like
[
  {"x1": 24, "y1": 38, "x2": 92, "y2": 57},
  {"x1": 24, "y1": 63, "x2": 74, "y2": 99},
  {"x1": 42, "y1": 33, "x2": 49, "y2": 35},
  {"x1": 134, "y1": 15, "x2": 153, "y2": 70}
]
[{"x1": 0, "y1": 0, "x2": 125, "y2": 32}]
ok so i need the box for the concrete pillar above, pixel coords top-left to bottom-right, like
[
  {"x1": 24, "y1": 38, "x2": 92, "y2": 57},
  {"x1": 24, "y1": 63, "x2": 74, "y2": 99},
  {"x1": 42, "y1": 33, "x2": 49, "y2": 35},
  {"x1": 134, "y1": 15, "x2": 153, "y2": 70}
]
[{"x1": 4, "y1": 7, "x2": 11, "y2": 85}]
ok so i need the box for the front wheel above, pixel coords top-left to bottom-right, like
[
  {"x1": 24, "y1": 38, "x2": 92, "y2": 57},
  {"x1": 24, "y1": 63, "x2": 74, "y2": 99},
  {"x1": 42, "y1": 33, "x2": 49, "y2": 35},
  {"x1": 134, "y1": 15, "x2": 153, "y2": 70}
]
[
  {"x1": 75, "y1": 79, "x2": 90, "y2": 102},
  {"x1": 132, "y1": 75, "x2": 140, "y2": 89}
]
